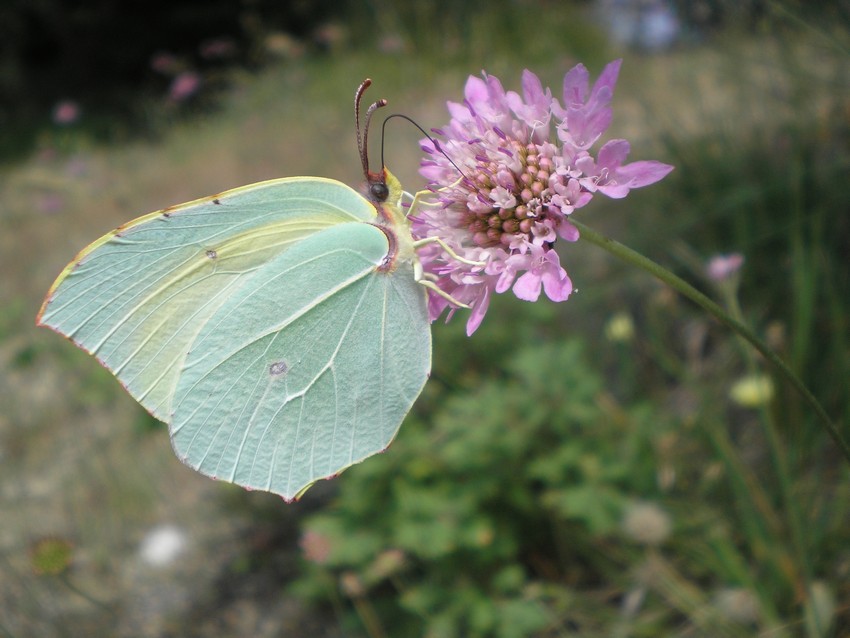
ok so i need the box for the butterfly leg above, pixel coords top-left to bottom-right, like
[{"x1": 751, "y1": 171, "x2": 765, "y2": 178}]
[
  {"x1": 405, "y1": 182, "x2": 483, "y2": 310},
  {"x1": 416, "y1": 278, "x2": 470, "y2": 309},
  {"x1": 405, "y1": 186, "x2": 484, "y2": 269},
  {"x1": 412, "y1": 256, "x2": 473, "y2": 309},
  {"x1": 403, "y1": 177, "x2": 464, "y2": 215},
  {"x1": 413, "y1": 236, "x2": 485, "y2": 268}
]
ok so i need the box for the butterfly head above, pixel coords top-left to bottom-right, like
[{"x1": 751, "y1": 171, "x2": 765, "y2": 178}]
[{"x1": 366, "y1": 171, "x2": 389, "y2": 203}]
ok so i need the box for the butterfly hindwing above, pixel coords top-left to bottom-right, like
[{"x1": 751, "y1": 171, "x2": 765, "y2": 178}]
[{"x1": 171, "y1": 222, "x2": 431, "y2": 498}]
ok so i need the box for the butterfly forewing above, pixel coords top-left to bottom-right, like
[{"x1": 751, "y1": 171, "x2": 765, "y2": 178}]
[{"x1": 37, "y1": 177, "x2": 377, "y2": 421}]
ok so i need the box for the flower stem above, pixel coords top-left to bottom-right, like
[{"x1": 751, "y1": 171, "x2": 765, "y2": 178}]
[{"x1": 571, "y1": 218, "x2": 850, "y2": 465}]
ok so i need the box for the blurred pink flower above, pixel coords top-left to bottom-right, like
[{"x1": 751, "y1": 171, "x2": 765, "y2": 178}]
[
  {"x1": 413, "y1": 62, "x2": 674, "y2": 334},
  {"x1": 199, "y1": 37, "x2": 236, "y2": 59},
  {"x1": 52, "y1": 100, "x2": 80, "y2": 125},
  {"x1": 707, "y1": 253, "x2": 744, "y2": 281},
  {"x1": 299, "y1": 529, "x2": 332, "y2": 564},
  {"x1": 378, "y1": 34, "x2": 408, "y2": 54},
  {"x1": 150, "y1": 51, "x2": 180, "y2": 75},
  {"x1": 168, "y1": 71, "x2": 201, "y2": 102},
  {"x1": 37, "y1": 193, "x2": 66, "y2": 214},
  {"x1": 313, "y1": 23, "x2": 348, "y2": 51}
]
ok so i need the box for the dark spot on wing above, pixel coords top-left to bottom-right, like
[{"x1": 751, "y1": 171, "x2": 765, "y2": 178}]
[
  {"x1": 269, "y1": 361, "x2": 289, "y2": 376},
  {"x1": 212, "y1": 198, "x2": 221, "y2": 205},
  {"x1": 205, "y1": 249, "x2": 218, "y2": 260}
]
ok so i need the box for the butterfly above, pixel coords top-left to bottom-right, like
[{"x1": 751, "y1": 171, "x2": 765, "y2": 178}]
[{"x1": 37, "y1": 79, "x2": 465, "y2": 501}]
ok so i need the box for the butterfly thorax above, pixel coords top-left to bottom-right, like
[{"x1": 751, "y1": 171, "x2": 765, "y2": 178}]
[{"x1": 368, "y1": 168, "x2": 417, "y2": 273}]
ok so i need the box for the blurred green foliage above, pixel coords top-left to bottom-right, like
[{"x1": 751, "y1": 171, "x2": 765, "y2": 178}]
[{"x1": 294, "y1": 338, "x2": 665, "y2": 636}]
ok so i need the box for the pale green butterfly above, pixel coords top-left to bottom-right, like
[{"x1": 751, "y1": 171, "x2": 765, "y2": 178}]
[{"x1": 37, "y1": 80, "x2": 469, "y2": 501}]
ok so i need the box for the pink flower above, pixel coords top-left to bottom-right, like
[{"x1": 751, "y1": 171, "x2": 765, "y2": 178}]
[
  {"x1": 150, "y1": 52, "x2": 180, "y2": 75},
  {"x1": 707, "y1": 253, "x2": 745, "y2": 281},
  {"x1": 199, "y1": 37, "x2": 236, "y2": 60},
  {"x1": 168, "y1": 71, "x2": 201, "y2": 102},
  {"x1": 299, "y1": 529, "x2": 332, "y2": 564},
  {"x1": 413, "y1": 62, "x2": 674, "y2": 335},
  {"x1": 52, "y1": 100, "x2": 80, "y2": 125},
  {"x1": 513, "y1": 245, "x2": 572, "y2": 302}
]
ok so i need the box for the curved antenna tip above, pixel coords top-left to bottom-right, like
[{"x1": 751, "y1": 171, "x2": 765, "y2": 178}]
[{"x1": 355, "y1": 79, "x2": 388, "y2": 182}]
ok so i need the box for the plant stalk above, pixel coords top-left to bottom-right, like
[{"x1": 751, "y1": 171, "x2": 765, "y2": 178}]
[{"x1": 571, "y1": 218, "x2": 850, "y2": 466}]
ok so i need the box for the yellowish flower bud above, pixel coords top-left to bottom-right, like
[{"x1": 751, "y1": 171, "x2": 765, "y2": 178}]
[
  {"x1": 604, "y1": 312, "x2": 635, "y2": 343},
  {"x1": 729, "y1": 374, "x2": 774, "y2": 408}
]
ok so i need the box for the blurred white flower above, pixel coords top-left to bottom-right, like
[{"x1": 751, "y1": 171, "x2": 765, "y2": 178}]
[
  {"x1": 139, "y1": 524, "x2": 187, "y2": 567},
  {"x1": 621, "y1": 500, "x2": 672, "y2": 545},
  {"x1": 713, "y1": 587, "x2": 760, "y2": 624}
]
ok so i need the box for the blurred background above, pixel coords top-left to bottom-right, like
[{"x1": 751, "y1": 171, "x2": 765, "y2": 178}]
[{"x1": 2, "y1": 0, "x2": 850, "y2": 636}]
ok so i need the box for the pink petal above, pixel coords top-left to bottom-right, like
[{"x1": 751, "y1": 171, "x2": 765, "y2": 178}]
[
  {"x1": 485, "y1": 74, "x2": 507, "y2": 102},
  {"x1": 513, "y1": 271, "x2": 542, "y2": 301},
  {"x1": 597, "y1": 139, "x2": 630, "y2": 169},
  {"x1": 447, "y1": 100, "x2": 470, "y2": 122},
  {"x1": 464, "y1": 75, "x2": 489, "y2": 107},
  {"x1": 561, "y1": 64, "x2": 589, "y2": 107},
  {"x1": 541, "y1": 265, "x2": 572, "y2": 301},
  {"x1": 558, "y1": 220, "x2": 580, "y2": 242},
  {"x1": 590, "y1": 59, "x2": 622, "y2": 103},
  {"x1": 495, "y1": 269, "x2": 516, "y2": 293},
  {"x1": 558, "y1": 60, "x2": 621, "y2": 148},
  {"x1": 521, "y1": 69, "x2": 546, "y2": 103},
  {"x1": 615, "y1": 160, "x2": 675, "y2": 188},
  {"x1": 465, "y1": 286, "x2": 492, "y2": 335},
  {"x1": 598, "y1": 157, "x2": 675, "y2": 198},
  {"x1": 597, "y1": 183, "x2": 631, "y2": 199}
]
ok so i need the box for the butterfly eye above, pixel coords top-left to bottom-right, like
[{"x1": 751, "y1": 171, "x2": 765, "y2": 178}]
[{"x1": 370, "y1": 181, "x2": 389, "y2": 202}]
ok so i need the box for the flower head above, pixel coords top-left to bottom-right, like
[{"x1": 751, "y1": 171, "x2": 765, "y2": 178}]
[
  {"x1": 621, "y1": 500, "x2": 673, "y2": 546},
  {"x1": 707, "y1": 253, "x2": 745, "y2": 282},
  {"x1": 300, "y1": 529, "x2": 333, "y2": 565},
  {"x1": 729, "y1": 373, "x2": 774, "y2": 408},
  {"x1": 413, "y1": 61, "x2": 674, "y2": 334},
  {"x1": 168, "y1": 71, "x2": 201, "y2": 102},
  {"x1": 138, "y1": 524, "x2": 188, "y2": 567},
  {"x1": 52, "y1": 100, "x2": 80, "y2": 125}
]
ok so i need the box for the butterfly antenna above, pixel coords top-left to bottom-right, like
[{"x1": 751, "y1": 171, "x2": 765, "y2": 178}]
[
  {"x1": 381, "y1": 113, "x2": 470, "y2": 183},
  {"x1": 355, "y1": 78, "x2": 388, "y2": 179}
]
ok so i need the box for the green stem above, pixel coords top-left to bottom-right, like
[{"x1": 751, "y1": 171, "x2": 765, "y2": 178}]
[{"x1": 571, "y1": 219, "x2": 850, "y2": 466}]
